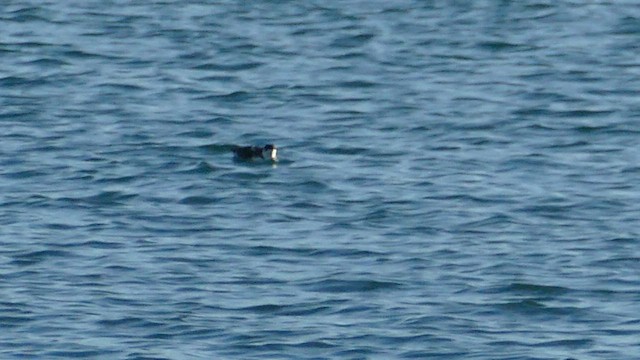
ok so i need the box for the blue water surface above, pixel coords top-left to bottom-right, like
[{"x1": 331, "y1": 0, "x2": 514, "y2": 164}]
[{"x1": 1, "y1": 1, "x2": 639, "y2": 359}]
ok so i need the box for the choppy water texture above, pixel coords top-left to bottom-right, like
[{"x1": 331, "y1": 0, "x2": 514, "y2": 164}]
[{"x1": 2, "y1": 1, "x2": 640, "y2": 359}]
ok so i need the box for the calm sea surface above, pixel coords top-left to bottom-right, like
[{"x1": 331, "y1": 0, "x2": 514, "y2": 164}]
[{"x1": 1, "y1": 1, "x2": 639, "y2": 359}]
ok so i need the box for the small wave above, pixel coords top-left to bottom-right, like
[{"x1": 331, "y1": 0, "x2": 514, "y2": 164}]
[
  {"x1": 335, "y1": 80, "x2": 378, "y2": 88},
  {"x1": 0, "y1": 314, "x2": 33, "y2": 328},
  {"x1": 295, "y1": 179, "x2": 330, "y2": 191},
  {"x1": 94, "y1": 175, "x2": 137, "y2": 184},
  {"x1": 572, "y1": 124, "x2": 616, "y2": 133},
  {"x1": 6, "y1": 10, "x2": 48, "y2": 23},
  {"x1": 0, "y1": 76, "x2": 48, "y2": 88},
  {"x1": 238, "y1": 303, "x2": 331, "y2": 317},
  {"x1": 10, "y1": 249, "x2": 74, "y2": 266},
  {"x1": 331, "y1": 33, "x2": 375, "y2": 48},
  {"x1": 218, "y1": 171, "x2": 267, "y2": 181},
  {"x1": 97, "y1": 317, "x2": 149, "y2": 327},
  {"x1": 196, "y1": 91, "x2": 252, "y2": 102},
  {"x1": 45, "y1": 350, "x2": 109, "y2": 358},
  {"x1": 179, "y1": 161, "x2": 220, "y2": 174},
  {"x1": 457, "y1": 213, "x2": 518, "y2": 231},
  {"x1": 196, "y1": 75, "x2": 238, "y2": 82},
  {"x1": 96, "y1": 82, "x2": 148, "y2": 91},
  {"x1": 330, "y1": 51, "x2": 369, "y2": 60},
  {"x1": 533, "y1": 338, "x2": 594, "y2": 349},
  {"x1": 544, "y1": 140, "x2": 590, "y2": 149},
  {"x1": 304, "y1": 278, "x2": 401, "y2": 293},
  {"x1": 556, "y1": 109, "x2": 616, "y2": 118},
  {"x1": 177, "y1": 129, "x2": 215, "y2": 139},
  {"x1": 2, "y1": 169, "x2": 47, "y2": 179},
  {"x1": 58, "y1": 191, "x2": 137, "y2": 207},
  {"x1": 485, "y1": 282, "x2": 571, "y2": 296},
  {"x1": 495, "y1": 299, "x2": 584, "y2": 317},
  {"x1": 25, "y1": 58, "x2": 69, "y2": 67},
  {"x1": 309, "y1": 248, "x2": 386, "y2": 259},
  {"x1": 478, "y1": 40, "x2": 529, "y2": 52},
  {"x1": 192, "y1": 62, "x2": 263, "y2": 71},
  {"x1": 79, "y1": 240, "x2": 123, "y2": 249},
  {"x1": 242, "y1": 245, "x2": 315, "y2": 257},
  {"x1": 323, "y1": 146, "x2": 369, "y2": 155},
  {"x1": 179, "y1": 196, "x2": 217, "y2": 205},
  {"x1": 61, "y1": 49, "x2": 121, "y2": 60}
]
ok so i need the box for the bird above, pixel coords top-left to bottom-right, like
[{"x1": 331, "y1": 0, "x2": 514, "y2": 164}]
[{"x1": 232, "y1": 144, "x2": 278, "y2": 161}]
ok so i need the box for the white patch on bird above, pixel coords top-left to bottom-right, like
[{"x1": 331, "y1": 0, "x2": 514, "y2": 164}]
[{"x1": 271, "y1": 148, "x2": 278, "y2": 161}]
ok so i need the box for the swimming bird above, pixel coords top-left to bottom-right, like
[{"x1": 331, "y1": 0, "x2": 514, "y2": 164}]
[{"x1": 232, "y1": 144, "x2": 278, "y2": 161}]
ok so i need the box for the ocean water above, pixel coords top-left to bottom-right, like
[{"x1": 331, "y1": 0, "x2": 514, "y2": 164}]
[{"x1": 1, "y1": 1, "x2": 639, "y2": 359}]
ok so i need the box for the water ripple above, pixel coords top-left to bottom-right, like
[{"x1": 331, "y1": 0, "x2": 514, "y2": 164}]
[{"x1": 1, "y1": 1, "x2": 639, "y2": 359}]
